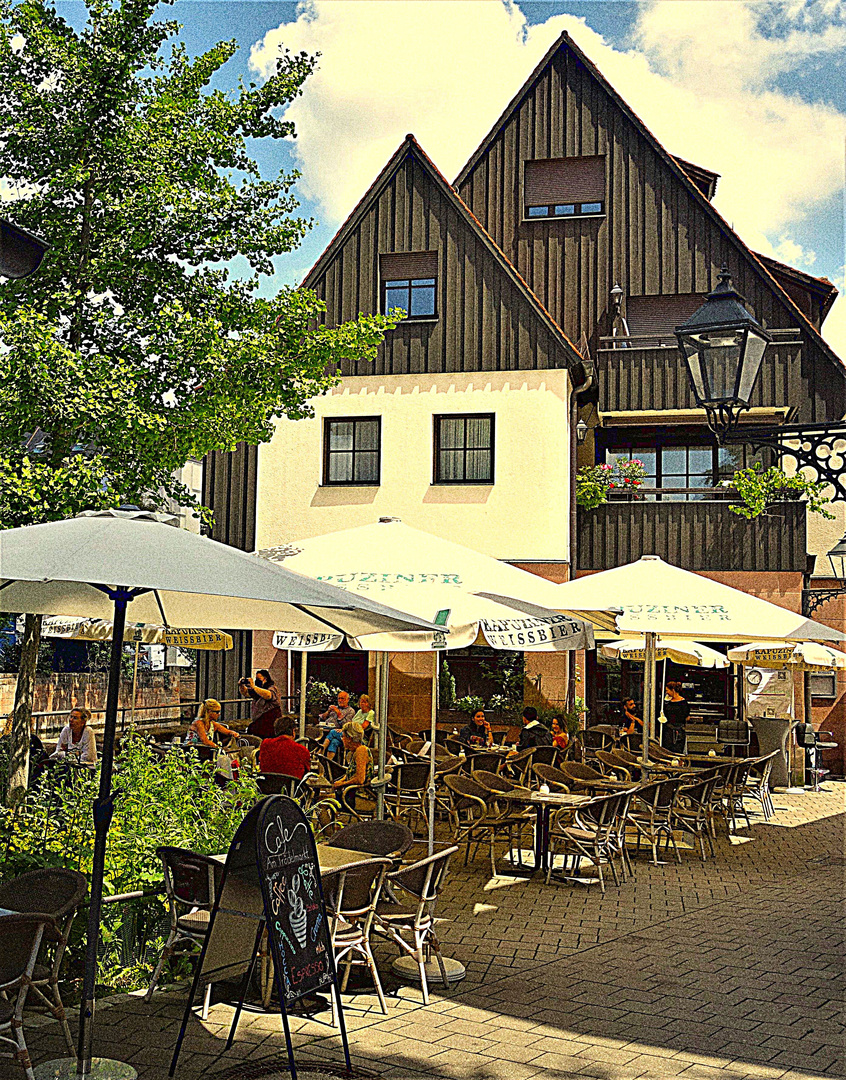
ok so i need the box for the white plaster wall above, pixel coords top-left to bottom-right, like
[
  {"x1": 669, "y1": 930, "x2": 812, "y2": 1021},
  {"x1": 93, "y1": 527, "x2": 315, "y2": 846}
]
[{"x1": 256, "y1": 370, "x2": 572, "y2": 562}]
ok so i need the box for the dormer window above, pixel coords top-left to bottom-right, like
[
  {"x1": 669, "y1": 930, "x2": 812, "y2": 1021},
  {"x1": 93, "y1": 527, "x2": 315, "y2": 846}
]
[
  {"x1": 380, "y1": 251, "x2": 438, "y2": 319},
  {"x1": 523, "y1": 156, "x2": 606, "y2": 220}
]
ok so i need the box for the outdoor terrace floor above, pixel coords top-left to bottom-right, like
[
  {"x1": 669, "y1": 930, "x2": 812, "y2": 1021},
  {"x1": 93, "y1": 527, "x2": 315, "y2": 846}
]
[{"x1": 9, "y1": 784, "x2": 845, "y2": 1080}]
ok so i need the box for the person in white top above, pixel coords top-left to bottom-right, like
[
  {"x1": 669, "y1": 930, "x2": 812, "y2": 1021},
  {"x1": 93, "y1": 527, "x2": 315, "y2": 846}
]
[{"x1": 51, "y1": 706, "x2": 98, "y2": 768}]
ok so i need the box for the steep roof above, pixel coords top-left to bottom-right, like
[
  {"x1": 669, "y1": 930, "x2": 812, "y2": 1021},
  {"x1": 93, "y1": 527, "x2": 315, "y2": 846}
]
[
  {"x1": 754, "y1": 253, "x2": 838, "y2": 325},
  {"x1": 304, "y1": 134, "x2": 585, "y2": 369},
  {"x1": 454, "y1": 31, "x2": 845, "y2": 377}
]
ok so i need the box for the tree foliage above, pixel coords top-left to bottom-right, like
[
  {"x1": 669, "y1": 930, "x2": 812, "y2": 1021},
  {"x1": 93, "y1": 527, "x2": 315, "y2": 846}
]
[
  {"x1": 0, "y1": 0, "x2": 399, "y2": 527},
  {"x1": 727, "y1": 463, "x2": 834, "y2": 520}
]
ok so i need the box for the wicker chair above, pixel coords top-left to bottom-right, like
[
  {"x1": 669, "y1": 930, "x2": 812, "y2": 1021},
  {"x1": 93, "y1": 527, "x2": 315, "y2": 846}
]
[
  {"x1": 673, "y1": 774, "x2": 720, "y2": 860},
  {"x1": 466, "y1": 751, "x2": 506, "y2": 775},
  {"x1": 374, "y1": 846, "x2": 458, "y2": 1005},
  {"x1": 328, "y1": 820, "x2": 414, "y2": 860},
  {"x1": 595, "y1": 750, "x2": 632, "y2": 780},
  {"x1": 145, "y1": 847, "x2": 224, "y2": 1018},
  {"x1": 531, "y1": 763, "x2": 571, "y2": 792},
  {"x1": 531, "y1": 745, "x2": 561, "y2": 768},
  {"x1": 384, "y1": 761, "x2": 431, "y2": 834},
  {"x1": 0, "y1": 914, "x2": 58, "y2": 1080},
  {"x1": 629, "y1": 778, "x2": 686, "y2": 864},
  {"x1": 559, "y1": 762, "x2": 606, "y2": 792},
  {"x1": 742, "y1": 750, "x2": 779, "y2": 821},
  {"x1": 501, "y1": 748, "x2": 536, "y2": 785},
  {"x1": 0, "y1": 870, "x2": 86, "y2": 1055},
  {"x1": 546, "y1": 792, "x2": 626, "y2": 891},
  {"x1": 581, "y1": 729, "x2": 614, "y2": 754},
  {"x1": 444, "y1": 773, "x2": 531, "y2": 876}
]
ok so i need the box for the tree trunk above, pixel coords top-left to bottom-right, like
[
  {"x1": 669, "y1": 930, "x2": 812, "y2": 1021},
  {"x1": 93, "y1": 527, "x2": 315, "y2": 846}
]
[{"x1": 5, "y1": 613, "x2": 42, "y2": 808}]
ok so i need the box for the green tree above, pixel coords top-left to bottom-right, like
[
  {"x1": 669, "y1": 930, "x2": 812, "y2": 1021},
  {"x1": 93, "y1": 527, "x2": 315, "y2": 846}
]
[{"x1": 0, "y1": 0, "x2": 400, "y2": 803}]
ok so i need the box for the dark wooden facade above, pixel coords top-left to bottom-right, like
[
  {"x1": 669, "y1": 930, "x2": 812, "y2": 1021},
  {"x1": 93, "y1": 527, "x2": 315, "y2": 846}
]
[
  {"x1": 196, "y1": 444, "x2": 258, "y2": 710},
  {"x1": 455, "y1": 32, "x2": 845, "y2": 424},
  {"x1": 304, "y1": 137, "x2": 583, "y2": 377},
  {"x1": 578, "y1": 499, "x2": 808, "y2": 573}
]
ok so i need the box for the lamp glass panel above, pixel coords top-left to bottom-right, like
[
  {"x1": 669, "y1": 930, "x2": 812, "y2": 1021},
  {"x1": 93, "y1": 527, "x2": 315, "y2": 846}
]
[
  {"x1": 736, "y1": 329, "x2": 768, "y2": 403},
  {"x1": 700, "y1": 331, "x2": 743, "y2": 401},
  {"x1": 679, "y1": 338, "x2": 706, "y2": 400}
]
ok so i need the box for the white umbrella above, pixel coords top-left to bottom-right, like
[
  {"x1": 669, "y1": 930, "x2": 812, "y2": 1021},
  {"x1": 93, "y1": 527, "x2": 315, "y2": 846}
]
[
  {"x1": 600, "y1": 637, "x2": 729, "y2": 668},
  {"x1": 727, "y1": 641, "x2": 846, "y2": 671},
  {"x1": 0, "y1": 508, "x2": 439, "y2": 1079},
  {"x1": 260, "y1": 517, "x2": 616, "y2": 852}
]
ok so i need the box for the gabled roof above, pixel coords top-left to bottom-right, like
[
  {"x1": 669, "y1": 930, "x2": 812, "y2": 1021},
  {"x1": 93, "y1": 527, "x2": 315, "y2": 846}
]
[
  {"x1": 304, "y1": 134, "x2": 585, "y2": 369},
  {"x1": 454, "y1": 31, "x2": 845, "y2": 376},
  {"x1": 671, "y1": 156, "x2": 719, "y2": 201},
  {"x1": 754, "y1": 253, "x2": 838, "y2": 324}
]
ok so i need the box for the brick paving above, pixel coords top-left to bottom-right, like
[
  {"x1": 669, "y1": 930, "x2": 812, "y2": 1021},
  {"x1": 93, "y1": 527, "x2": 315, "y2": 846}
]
[{"x1": 8, "y1": 785, "x2": 845, "y2": 1080}]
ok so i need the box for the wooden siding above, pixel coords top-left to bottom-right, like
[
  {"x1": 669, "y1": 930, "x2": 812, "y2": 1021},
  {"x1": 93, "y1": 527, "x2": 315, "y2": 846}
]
[
  {"x1": 196, "y1": 444, "x2": 258, "y2": 708},
  {"x1": 456, "y1": 40, "x2": 845, "y2": 422},
  {"x1": 309, "y1": 149, "x2": 576, "y2": 377},
  {"x1": 597, "y1": 341, "x2": 801, "y2": 414},
  {"x1": 577, "y1": 499, "x2": 808, "y2": 572}
]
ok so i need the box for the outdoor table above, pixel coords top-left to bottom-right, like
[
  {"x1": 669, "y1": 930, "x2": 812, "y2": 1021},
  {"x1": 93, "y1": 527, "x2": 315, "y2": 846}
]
[
  {"x1": 210, "y1": 843, "x2": 376, "y2": 876},
  {"x1": 501, "y1": 790, "x2": 589, "y2": 874}
]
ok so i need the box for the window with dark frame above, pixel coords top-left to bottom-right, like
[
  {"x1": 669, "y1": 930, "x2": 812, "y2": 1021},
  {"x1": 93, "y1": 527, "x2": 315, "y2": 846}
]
[
  {"x1": 809, "y1": 672, "x2": 837, "y2": 699},
  {"x1": 603, "y1": 435, "x2": 769, "y2": 501},
  {"x1": 523, "y1": 156, "x2": 606, "y2": 221},
  {"x1": 380, "y1": 251, "x2": 438, "y2": 320},
  {"x1": 323, "y1": 417, "x2": 381, "y2": 485},
  {"x1": 434, "y1": 414, "x2": 494, "y2": 484}
]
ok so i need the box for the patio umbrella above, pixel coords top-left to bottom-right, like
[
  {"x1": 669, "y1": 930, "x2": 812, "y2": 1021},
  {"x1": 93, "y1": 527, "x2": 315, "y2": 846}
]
[
  {"x1": 260, "y1": 517, "x2": 615, "y2": 852},
  {"x1": 600, "y1": 637, "x2": 729, "y2": 668},
  {"x1": 727, "y1": 641, "x2": 846, "y2": 671},
  {"x1": 0, "y1": 508, "x2": 439, "y2": 1079}
]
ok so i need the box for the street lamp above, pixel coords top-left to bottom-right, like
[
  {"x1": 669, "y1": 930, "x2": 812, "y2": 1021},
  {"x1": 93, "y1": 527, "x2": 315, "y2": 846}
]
[
  {"x1": 803, "y1": 532, "x2": 846, "y2": 616},
  {"x1": 675, "y1": 266, "x2": 771, "y2": 440},
  {"x1": 0, "y1": 218, "x2": 49, "y2": 279}
]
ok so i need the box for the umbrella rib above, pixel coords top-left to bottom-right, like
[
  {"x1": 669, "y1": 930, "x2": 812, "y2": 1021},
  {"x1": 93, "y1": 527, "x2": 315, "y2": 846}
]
[
  {"x1": 153, "y1": 590, "x2": 170, "y2": 627},
  {"x1": 291, "y1": 604, "x2": 349, "y2": 637}
]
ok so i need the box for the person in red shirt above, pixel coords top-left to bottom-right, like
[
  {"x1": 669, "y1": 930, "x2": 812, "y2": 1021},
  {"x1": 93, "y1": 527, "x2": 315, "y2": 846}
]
[{"x1": 258, "y1": 715, "x2": 311, "y2": 780}]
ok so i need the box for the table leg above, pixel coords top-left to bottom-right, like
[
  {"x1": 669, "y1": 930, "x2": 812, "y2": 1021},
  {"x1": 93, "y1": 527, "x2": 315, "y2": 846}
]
[{"x1": 535, "y1": 805, "x2": 544, "y2": 873}]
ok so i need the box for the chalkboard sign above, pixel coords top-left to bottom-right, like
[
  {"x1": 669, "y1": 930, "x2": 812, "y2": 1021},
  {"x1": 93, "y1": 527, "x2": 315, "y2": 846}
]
[{"x1": 256, "y1": 796, "x2": 334, "y2": 1004}]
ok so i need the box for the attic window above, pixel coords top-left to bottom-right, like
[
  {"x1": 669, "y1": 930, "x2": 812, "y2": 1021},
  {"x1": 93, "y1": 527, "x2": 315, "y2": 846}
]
[
  {"x1": 380, "y1": 251, "x2": 438, "y2": 319},
  {"x1": 523, "y1": 156, "x2": 606, "y2": 220}
]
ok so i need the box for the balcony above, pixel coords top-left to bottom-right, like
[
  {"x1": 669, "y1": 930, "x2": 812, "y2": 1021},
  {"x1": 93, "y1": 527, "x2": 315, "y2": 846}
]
[
  {"x1": 577, "y1": 494, "x2": 807, "y2": 573},
  {"x1": 596, "y1": 330, "x2": 802, "y2": 415}
]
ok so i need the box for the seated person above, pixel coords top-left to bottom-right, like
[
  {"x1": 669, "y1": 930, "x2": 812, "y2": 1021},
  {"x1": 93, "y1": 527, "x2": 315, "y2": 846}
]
[
  {"x1": 550, "y1": 717, "x2": 569, "y2": 752},
  {"x1": 321, "y1": 723, "x2": 345, "y2": 761},
  {"x1": 319, "y1": 690, "x2": 355, "y2": 728},
  {"x1": 185, "y1": 699, "x2": 239, "y2": 747},
  {"x1": 458, "y1": 709, "x2": 493, "y2": 748},
  {"x1": 621, "y1": 697, "x2": 643, "y2": 736},
  {"x1": 332, "y1": 721, "x2": 374, "y2": 792},
  {"x1": 51, "y1": 706, "x2": 98, "y2": 768},
  {"x1": 511, "y1": 707, "x2": 553, "y2": 753},
  {"x1": 259, "y1": 715, "x2": 312, "y2": 780},
  {"x1": 352, "y1": 693, "x2": 376, "y2": 738}
]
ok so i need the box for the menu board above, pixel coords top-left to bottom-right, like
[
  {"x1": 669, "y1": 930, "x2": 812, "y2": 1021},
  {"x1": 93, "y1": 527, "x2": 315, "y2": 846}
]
[{"x1": 256, "y1": 796, "x2": 333, "y2": 1004}]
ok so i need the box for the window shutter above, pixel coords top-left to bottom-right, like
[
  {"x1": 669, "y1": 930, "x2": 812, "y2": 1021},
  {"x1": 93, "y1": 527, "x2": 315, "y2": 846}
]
[
  {"x1": 524, "y1": 156, "x2": 606, "y2": 205},
  {"x1": 380, "y1": 251, "x2": 438, "y2": 281},
  {"x1": 626, "y1": 294, "x2": 709, "y2": 337}
]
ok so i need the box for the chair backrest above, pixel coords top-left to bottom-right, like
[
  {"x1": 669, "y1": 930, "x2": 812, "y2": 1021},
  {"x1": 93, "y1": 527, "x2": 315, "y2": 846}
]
[
  {"x1": 471, "y1": 770, "x2": 514, "y2": 795},
  {"x1": 389, "y1": 845, "x2": 458, "y2": 903},
  {"x1": 560, "y1": 762, "x2": 603, "y2": 782},
  {"x1": 751, "y1": 749, "x2": 780, "y2": 785},
  {"x1": 444, "y1": 773, "x2": 489, "y2": 807},
  {"x1": 390, "y1": 761, "x2": 430, "y2": 793},
  {"x1": 639, "y1": 776, "x2": 685, "y2": 812},
  {"x1": 322, "y1": 857, "x2": 391, "y2": 918},
  {"x1": 615, "y1": 748, "x2": 640, "y2": 764},
  {"x1": 0, "y1": 914, "x2": 53, "y2": 991},
  {"x1": 434, "y1": 755, "x2": 464, "y2": 776},
  {"x1": 156, "y1": 847, "x2": 222, "y2": 909},
  {"x1": 317, "y1": 753, "x2": 346, "y2": 784},
  {"x1": 257, "y1": 772, "x2": 300, "y2": 797},
  {"x1": 444, "y1": 738, "x2": 465, "y2": 757},
  {"x1": 0, "y1": 868, "x2": 87, "y2": 921},
  {"x1": 574, "y1": 792, "x2": 621, "y2": 834},
  {"x1": 467, "y1": 752, "x2": 504, "y2": 774},
  {"x1": 596, "y1": 750, "x2": 630, "y2": 778},
  {"x1": 679, "y1": 773, "x2": 719, "y2": 807},
  {"x1": 582, "y1": 729, "x2": 612, "y2": 751},
  {"x1": 328, "y1": 820, "x2": 415, "y2": 858},
  {"x1": 532, "y1": 763, "x2": 571, "y2": 791},
  {"x1": 407, "y1": 739, "x2": 426, "y2": 755},
  {"x1": 531, "y1": 745, "x2": 560, "y2": 767}
]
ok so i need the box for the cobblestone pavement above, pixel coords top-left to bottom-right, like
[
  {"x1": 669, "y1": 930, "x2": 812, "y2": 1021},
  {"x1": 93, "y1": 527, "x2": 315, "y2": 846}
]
[{"x1": 10, "y1": 785, "x2": 845, "y2": 1080}]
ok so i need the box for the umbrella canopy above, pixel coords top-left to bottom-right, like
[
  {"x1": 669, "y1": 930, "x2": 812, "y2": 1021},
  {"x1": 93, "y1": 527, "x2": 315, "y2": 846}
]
[
  {"x1": 524, "y1": 555, "x2": 845, "y2": 643},
  {"x1": 259, "y1": 517, "x2": 616, "y2": 651},
  {"x1": 601, "y1": 637, "x2": 729, "y2": 668},
  {"x1": 18, "y1": 615, "x2": 234, "y2": 650},
  {"x1": 727, "y1": 640, "x2": 846, "y2": 671},
  {"x1": 0, "y1": 509, "x2": 441, "y2": 637}
]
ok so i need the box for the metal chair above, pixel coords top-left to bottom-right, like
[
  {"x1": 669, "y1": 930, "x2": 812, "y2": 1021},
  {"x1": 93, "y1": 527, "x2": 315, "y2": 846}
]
[
  {"x1": 673, "y1": 774, "x2": 720, "y2": 860},
  {"x1": 384, "y1": 761, "x2": 430, "y2": 834},
  {"x1": 328, "y1": 820, "x2": 414, "y2": 860},
  {"x1": 0, "y1": 869, "x2": 86, "y2": 1054},
  {"x1": 595, "y1": 750, "x2": 632, "y2": 781},
  {"x1": 444, "y1": 773, "x2": 531, "y2": 876},
  {"x1": 629, "y1": 778, "x2": 686, "y2": 864},
  {"x1": 531, "y1": 763, "x2": 571, "y2": 792},
  {"x1": 0, "y1": 914, "x2": 57, "y2": 1080},
  {"x1": 742, "y1": 750, "x2": 779, "y2": 820},
  {"x1": 546, "y1": 792, "x2": 626, "y2": 892},
  {"x1": 322, "y1": 857, "x2": 392, "y2": 1019},
  {"x1": 531, "y1": 745, "x2": 561, "y2": 768},
  {"x1": 145, "y1": 847, "x2": 223, "y2": 1018},
  {"x1": 375, "y1": 845, "x2": 458, "y2": 1005}
]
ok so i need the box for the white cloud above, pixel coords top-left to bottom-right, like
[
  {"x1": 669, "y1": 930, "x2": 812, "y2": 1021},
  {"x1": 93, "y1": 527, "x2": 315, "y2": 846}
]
[{"x1": 822, "y1": 270, "x2": 846, "y2": 360}]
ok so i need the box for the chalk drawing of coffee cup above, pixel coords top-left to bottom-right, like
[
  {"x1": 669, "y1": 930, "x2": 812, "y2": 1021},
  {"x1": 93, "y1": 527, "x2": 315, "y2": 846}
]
[{"x1": 288, "y1": 877, "x2": 307, "y2": 949}]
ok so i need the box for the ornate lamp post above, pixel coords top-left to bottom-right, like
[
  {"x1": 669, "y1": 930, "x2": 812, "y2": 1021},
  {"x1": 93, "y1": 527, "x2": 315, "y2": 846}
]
[{"x1": 803, "y1": 533, "x2": 846, "y2": 616}]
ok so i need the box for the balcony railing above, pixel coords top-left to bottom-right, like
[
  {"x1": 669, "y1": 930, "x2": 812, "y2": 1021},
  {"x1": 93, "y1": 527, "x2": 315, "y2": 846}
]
[
  {"x1": 596, "y1": 330, "x2": 802, "y2": 415},
  {"x1": 577, "y1": 495, "x2": 807, "y2": 573}
]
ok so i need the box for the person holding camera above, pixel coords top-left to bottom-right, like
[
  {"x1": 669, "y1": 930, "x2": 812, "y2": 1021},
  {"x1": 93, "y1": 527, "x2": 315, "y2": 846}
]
[{"x1": 238, "y1": 669, "x2": 282, "y2": 739}]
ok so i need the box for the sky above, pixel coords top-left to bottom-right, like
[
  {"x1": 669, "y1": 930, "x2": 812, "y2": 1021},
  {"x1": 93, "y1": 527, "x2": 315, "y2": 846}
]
[{"x1": 48, "y1": 0, "x2": 846, "y2": 356}]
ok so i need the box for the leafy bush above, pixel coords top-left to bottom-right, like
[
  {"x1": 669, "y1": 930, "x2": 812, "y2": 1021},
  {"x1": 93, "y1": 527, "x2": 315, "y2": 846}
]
[
  {"x1": 725, "y1": 464, "x2": 834, "y2": 520},
  {"x1": 480, "y1": 652, "x2": 524, "y2": 711},
  {"x1": 454, "y1": 695, "x2": 486, "y2": 714},
  {"x1": 0, "y1": 734, "x2": 260, "y2": 992},
  {"x1": 304, "y1": 677, "x2": 345, "y2": 715},
  {"x1": 439, "y1": 660, "x2": 457, "y2": 709},
  {"x1": 576, "y1": 460, "x2": 646, "y2": 509}
]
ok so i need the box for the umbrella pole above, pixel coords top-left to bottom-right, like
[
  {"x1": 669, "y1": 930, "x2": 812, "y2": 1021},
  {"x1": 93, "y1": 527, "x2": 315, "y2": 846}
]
[
  {"x1": 129, "y1": 641, "x2": 139, "y2": 729},
  {"x1": 641, "y1": 632, "x2": 657, "y2": 776},
  {"x1": 428, "y1": 651, "x2": 439, "y2": 855},
  {"x1": 375, "y1": 653, "x2": 389, "y2": 820},
  {"x1": 77, "y1": 589, "x2": 134, "y2": 1078},
  {"x1": 298, "y1": 652, "x2": 308, "y2": 739}
]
